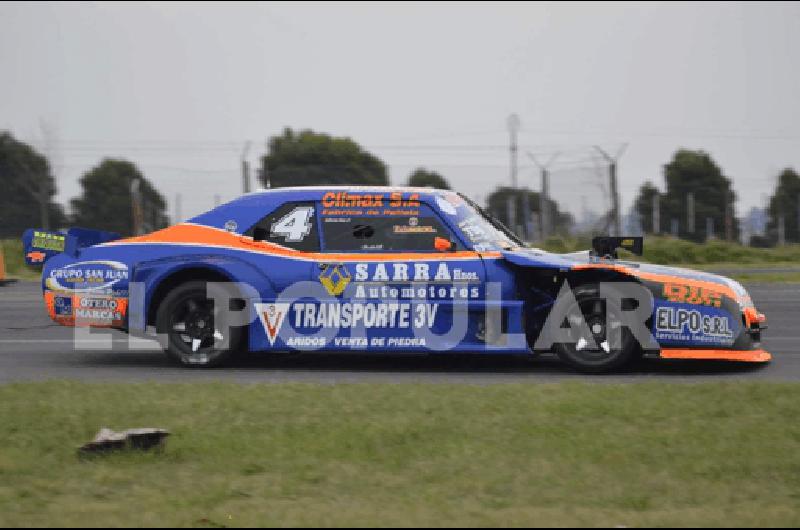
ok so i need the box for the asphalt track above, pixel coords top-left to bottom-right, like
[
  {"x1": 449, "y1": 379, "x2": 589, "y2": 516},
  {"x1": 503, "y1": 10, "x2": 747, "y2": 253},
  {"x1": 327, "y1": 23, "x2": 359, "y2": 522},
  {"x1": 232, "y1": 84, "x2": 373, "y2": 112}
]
[{"x1": 1, "y1": 280, "x2": 799, "y2": 383}]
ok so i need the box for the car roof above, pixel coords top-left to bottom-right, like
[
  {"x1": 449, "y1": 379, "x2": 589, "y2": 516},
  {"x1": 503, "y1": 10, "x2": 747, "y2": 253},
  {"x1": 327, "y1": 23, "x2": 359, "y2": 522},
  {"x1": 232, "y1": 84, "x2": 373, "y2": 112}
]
[{"x1": 244, "y1": 185, "x2": 443, "y2": 195}]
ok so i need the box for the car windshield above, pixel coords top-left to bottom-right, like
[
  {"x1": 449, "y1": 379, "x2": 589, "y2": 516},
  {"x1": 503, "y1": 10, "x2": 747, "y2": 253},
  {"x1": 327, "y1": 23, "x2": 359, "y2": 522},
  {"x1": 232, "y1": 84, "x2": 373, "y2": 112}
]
[{"x1": 440, "y1": 193, "x2": 522, "y2": 252}]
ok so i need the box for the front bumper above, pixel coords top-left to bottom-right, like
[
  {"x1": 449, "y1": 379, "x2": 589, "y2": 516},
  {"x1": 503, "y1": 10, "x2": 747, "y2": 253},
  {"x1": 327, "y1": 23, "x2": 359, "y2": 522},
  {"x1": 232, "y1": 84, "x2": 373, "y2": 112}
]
[{"x1": 659, "y1": 305, "x2": 771, "y2": 363}]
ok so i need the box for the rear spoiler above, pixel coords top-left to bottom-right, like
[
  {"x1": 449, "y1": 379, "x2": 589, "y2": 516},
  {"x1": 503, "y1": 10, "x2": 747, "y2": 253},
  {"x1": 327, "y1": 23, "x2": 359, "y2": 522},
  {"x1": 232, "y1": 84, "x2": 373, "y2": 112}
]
[{"x1": 22, "y1": 228, "x2": 121, "y2": 267}]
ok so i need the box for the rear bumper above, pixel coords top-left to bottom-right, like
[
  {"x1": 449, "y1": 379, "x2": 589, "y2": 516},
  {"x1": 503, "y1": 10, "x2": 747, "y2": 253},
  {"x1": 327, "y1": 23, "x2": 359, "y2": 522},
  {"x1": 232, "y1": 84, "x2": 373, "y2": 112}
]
[{"x1": 660, "y1": 348, "x2": 772, "y2": 363}]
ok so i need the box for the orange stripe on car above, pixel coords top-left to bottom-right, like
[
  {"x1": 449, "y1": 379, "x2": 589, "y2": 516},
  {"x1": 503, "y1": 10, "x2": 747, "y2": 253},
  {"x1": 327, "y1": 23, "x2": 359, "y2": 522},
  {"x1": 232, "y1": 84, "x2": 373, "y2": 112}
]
[
  {"x1": 660, "y1": 348, "x2": 771, "y2": 363},
  {"x1": 572, "y1": 263, "x2": 740, "y2": 301},
  {"x1": 104, "y1": 223, "x2": 501, "y2": 262}
]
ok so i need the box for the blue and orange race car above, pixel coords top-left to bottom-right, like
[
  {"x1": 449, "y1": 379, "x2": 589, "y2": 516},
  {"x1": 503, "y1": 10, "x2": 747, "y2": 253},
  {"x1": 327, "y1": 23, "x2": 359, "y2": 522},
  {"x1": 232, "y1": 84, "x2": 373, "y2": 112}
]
[{"x1": 22, "y1": 186, "x2": 770, "y2": 373}]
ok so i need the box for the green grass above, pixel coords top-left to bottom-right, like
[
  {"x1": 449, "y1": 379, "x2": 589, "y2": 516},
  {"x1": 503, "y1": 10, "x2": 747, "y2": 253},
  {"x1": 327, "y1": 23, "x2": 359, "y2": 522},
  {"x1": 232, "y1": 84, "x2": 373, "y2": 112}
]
[
  {"x1": 684, "y1": 262, "x2": 800, "y2": 283},
  {"x1": 0, "y1": 381, "x2": 799, "y2": 527},
  {"x1": 538, "y1": 236, "x2": 800, "y2": 282},
  {"x1": 640, "y1": 238, "x2": 800, "y2": 266},
  {"x1": 540, "y1": 235, "x2": 800, "y2": 266},
  {"x1": 707, "y1": 272, "x2": 800, "y2": 283},
  {"x1": 1, "y1": 239, "x2": 40, "y2": 281}
]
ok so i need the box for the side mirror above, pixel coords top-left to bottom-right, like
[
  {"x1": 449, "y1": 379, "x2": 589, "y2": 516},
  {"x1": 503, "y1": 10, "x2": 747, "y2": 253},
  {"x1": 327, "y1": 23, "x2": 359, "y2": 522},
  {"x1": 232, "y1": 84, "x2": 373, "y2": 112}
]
[
  {"x1": 434, "y1": 236, "x2": 454, "y2": 252},
  {"x1": 591, "y1": 236, "x2": 644, "y2": 259}
]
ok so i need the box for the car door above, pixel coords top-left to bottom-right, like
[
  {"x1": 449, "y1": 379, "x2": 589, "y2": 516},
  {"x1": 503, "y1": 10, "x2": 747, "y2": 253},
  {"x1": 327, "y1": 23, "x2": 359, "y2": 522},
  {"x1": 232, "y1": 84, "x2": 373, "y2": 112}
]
[{"x1": 307, "y1": 196, "x2": 490, "y2": 352}]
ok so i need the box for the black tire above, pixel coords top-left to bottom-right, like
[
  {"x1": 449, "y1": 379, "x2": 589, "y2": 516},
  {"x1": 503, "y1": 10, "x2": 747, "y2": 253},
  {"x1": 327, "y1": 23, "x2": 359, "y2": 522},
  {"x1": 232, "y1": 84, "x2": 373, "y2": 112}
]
[
  {"x1": 155, "y1": 281, "x2": 244, "y2": 367},
  {"x1": 551, "y1": 284, "x2": 640, "y2": 374}
]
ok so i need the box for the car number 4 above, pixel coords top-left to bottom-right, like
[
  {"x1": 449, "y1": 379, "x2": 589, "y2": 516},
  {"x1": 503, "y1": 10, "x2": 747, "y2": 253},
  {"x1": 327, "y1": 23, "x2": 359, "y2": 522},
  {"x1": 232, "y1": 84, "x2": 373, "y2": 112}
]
[{"x1": 270, "y1": 206, "x2": 314, "y2": 242}]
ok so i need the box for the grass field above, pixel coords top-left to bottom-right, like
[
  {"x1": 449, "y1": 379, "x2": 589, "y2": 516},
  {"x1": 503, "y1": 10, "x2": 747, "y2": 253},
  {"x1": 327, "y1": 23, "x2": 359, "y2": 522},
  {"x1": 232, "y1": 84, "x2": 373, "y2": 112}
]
[
  {"x1": 705, "y1": 271, "x2": 800, "y2": 283},
  {"x1": 0, "y1": 381, "x2": 798, "y2": 527},
  {"x1": 540, "y1": 235, "x2": 800, "y2": 266}
]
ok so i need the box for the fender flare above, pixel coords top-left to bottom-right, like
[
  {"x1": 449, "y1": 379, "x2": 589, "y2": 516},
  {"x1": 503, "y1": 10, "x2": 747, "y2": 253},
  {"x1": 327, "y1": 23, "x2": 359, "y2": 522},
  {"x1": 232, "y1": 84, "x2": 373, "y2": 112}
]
[{"x1": 128, "y1": 254, "x2": 277, "y2": 332}]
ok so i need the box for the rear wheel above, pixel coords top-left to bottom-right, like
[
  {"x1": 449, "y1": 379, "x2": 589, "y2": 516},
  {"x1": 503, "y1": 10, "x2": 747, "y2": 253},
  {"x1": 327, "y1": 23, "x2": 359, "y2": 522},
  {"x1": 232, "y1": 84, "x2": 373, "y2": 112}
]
[
  {"x1": 552, "y1": 284, "x2": 639, "y2": 373},
  {"x1": 156, "y1": 281, "x2": 243, "y2": 367}
]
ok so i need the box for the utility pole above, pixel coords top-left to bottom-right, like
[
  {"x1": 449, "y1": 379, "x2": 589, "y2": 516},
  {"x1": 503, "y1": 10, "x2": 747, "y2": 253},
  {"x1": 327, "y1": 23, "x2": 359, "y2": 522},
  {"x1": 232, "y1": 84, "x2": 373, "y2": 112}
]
[
  {"x1": 725, "y1": 191, "x2": 734, "y2": 241},
  {"x1": 687, "y1": 192, "x2": 695, "y2": 235},
  {"x1": 653, "y1": 193, "x2": 660, "y2": 235},
  {"x1": 593, "y1": 144, "x2": 627, "y2": 237},
  {"x1": 507, "y1": 114, "x2": 521, "y2": 188},
  {"x1": 527, "y1": 151, "x2": 559, "y2": 241},
  {"x1": 241, "y1": 141, "x2": 252, "y2": 194},
  {"x1": 778, "y1": 214, "x2": 786, "y2": 246},
  {"x1": 260, "y1": 139, "x2": 271, "y2": 189}
]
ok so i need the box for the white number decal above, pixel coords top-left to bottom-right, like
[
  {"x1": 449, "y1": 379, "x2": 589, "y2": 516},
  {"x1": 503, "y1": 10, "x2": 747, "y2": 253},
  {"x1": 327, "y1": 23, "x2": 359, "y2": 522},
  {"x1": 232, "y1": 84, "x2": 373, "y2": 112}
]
[{"x1": 270, "y1": 206, "x2": 315, "y2": 242}]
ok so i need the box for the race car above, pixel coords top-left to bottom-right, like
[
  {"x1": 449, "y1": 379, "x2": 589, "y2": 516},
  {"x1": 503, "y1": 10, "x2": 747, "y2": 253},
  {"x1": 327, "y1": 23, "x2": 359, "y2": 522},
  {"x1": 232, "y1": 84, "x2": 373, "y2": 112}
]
[{"x1": 22, "y1": 186, "x2": 770, "y2": 373}]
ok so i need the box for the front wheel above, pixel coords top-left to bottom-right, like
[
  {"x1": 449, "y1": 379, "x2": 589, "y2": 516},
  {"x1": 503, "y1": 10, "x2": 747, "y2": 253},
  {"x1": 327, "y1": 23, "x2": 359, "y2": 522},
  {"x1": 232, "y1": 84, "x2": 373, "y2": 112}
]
[
  {"x1": 551, "y1": 284, "x2": 640, "y2": 374},
  {"x1": 155, "y1": 281, "x2": 244, "y2": 367}
]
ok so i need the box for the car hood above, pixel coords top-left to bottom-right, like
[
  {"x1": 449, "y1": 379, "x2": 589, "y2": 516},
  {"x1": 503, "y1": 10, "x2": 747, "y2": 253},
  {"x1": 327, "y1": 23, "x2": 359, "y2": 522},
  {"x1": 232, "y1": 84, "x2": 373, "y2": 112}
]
[{"x1": 500, "y1": 247, "x2": 751, "y2": 300}]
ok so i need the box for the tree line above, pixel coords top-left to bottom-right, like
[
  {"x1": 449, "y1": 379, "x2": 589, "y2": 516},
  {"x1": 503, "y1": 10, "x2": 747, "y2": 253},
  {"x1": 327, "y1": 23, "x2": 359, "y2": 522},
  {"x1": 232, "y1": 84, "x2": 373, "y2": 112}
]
[
  {"x1": 632, "y1": 148, "x2": 799, "y2": 246},
  {"x1": 2, "y1": 128, "x2": 797, "y2": 246},
  {"x1": 0, "y1": 131, "x2": 168, "y2": 238},
  {"x1": 0, "y1": 128, "x2": 461, "y2": 239}
]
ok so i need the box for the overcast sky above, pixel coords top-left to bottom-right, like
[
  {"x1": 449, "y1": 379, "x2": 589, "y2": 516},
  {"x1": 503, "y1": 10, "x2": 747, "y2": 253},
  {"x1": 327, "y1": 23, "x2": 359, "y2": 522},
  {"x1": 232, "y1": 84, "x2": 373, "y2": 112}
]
[{"x1": 1, "y1": 1, "x2": 799, "y2": 223}]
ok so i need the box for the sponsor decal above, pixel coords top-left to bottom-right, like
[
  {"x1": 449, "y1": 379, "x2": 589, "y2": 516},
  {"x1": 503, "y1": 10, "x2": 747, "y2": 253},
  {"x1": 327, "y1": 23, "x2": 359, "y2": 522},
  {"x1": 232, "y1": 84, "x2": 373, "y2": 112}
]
[
  {"x1": 458, "y1": 219, "x2": 490, "y2": 243},
  {"x1": 271, "y1": 206, "x2": 314, "y2": 242},
  {"x1": 329, "y1": 336, "x2": 427, "y2": 348},
  {"x1": 321, "y1": 208, "x2": 366, "y2": 216},
  {"x1": 291, "y1": 302, "x2": 438, "y2": 330},
  {"x1": 353, "y1": 262, "x2": 479, "y2": 283},
  {"x1": 45, "y1": 261, "x2": 129, "y2": 294},
  {"x1": 662, "y1": 283, "x2": 723, "y2": 307},
  {"x1": 436, "y1": 196, "x2": 458, "y2": 216},
  {"x1": 352, "y1": 284, "x2": 480, "y2": 300},
  {"x1": 31, "y1": 231, "x2": 65, "y2": 252},
  {"x1": 655, "y1": 306, "x2": 734, "y2": 344},
  {"x1": 49, "y1": 294, "x2": 129, "y2": 325},
  {"x1": 254, "y1": 302, "x2": 290, "y2": 346},
  {"x1": 286, "y1": 336, "x2": 327, "y2": 348},
  {"x1": 388, "y1": 192, "x2": 420, "y2": 208},
  {"x1": 74, "y1": 296, "x2": 127, "y2": 323},
  {"x1": 224, "y1": 220, "x2": 238, "y2": 233},
  {"x1": 315, "y1": 262, "x2": 482, "y2": 300},
  {"x1": 320, "y1": 192, "x2": 421, "y2": 217},
  {"x1": 54, "y1": 296, "x2": 73, "y2": 316},
  {"x1": 393, "y1": 225, "x2": 436, "y2": 234},
  {"x1": 322, "y1": 192, "x2": 386, "y2": 208},
  {"x1": 319, "y1": 264, "x2": 352, "y2": 296}
]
